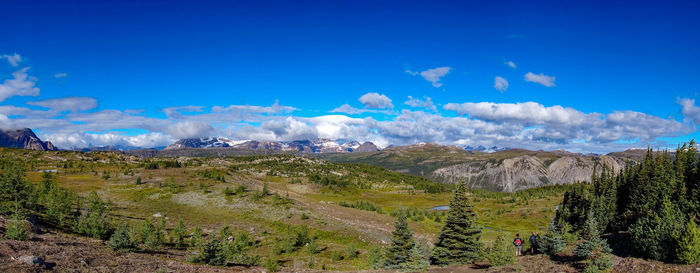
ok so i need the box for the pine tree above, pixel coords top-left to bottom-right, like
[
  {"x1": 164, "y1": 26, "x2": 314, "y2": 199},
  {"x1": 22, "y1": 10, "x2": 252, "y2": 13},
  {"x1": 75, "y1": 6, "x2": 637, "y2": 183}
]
[
  {"x1": 108, "y1": 222, "x2": 136, "y2": 251},
  {"x1": 188, "y1": 234, "x2": 227, "y2": 266},
  {"x1": 383, "y1": 213, "x2": 415, "y2": 269},
  {"x1": 574, "y1": 214, "x2": 612, "y2": 272},
  {"x1": 629, "y1": 197, "x2": 685, "y2": 262},
  {"x1": 536, "y1": 221, "x2": 565, "y2": 255},
  {"x1": 676, "y1": 217, "x2": 700, "y2": 264},
  {"x1": 488, "y1": 232, "x2": 514, "y2": 266},
  {"x1": 172, "y1": 220, "x2": 187, "y2": 248},
  {"x1": 431, "y1": 182, "x2": 483, "y2": 265},
  {"x1": 406, "y1": 239, "x2": 430, "y2": 271},
  {"x1": 74, "y1": 191, "x2": 112, "y2": 239},
  {"x1": 191, "y1": 226, "x2": 203, "y2": 248}
]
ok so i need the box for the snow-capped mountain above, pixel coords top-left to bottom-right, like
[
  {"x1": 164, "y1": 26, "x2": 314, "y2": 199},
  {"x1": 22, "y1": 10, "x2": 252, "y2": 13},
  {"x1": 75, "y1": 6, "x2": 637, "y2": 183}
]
[
  {"x1": 463, "y1": 145, "x2": 510, "y2": 153},
  {"x1": 164, "y1": 137, "x2": 249, "y2": 150},
  {"x1": 164, "y1": 137, "x2": 379, "y2": 154}
]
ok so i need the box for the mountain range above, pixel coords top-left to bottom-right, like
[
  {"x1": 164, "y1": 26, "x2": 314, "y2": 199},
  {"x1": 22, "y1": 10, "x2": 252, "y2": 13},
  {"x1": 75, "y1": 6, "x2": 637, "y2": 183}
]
[
  {"x1": 163, "y1": 137, "x2": 380, "y2": 153},
  {"x1": 0, "y1": 128, "x2": 649, "y2": 192}
]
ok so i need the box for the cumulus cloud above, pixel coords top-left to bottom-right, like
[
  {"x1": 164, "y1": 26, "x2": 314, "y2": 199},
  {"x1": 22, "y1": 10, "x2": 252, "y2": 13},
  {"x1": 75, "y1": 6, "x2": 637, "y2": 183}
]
[
  {"x1": 1, "y1": 53, "x2": 21, "y2": 67},
  {"x1": 404, "y1": 96, "x2": 437, "y2": 111},
  {"x1": 494, "y1": 77, "x2": 508, "y2": 92},
  {"x1": 506, "y1": 61, "x2": 517, "y2": 69},
  {"x1": 27, "y1": 96, "x2": 97, "y2": 112},
  {"x1": 165, "y1": 121, "x2": 214, "y2": 139},
  {"x1": 524, "y1": 72, "x2": 556, "y2": 87},
  {"x1": 0, "y1": 67, "x2": 40, "y2": 102},
  {"x1": 678, "y1": 98, "x2": 700, "y2": 124},
  {"x1": 359, "y1": 92, "x2": 393, "y2": 109},
  {"x1": 443, "y1": 101, "x2": 689, "y2": 144},
  {"x1": 406, "y1": 67, "x2": 452, "y2": 88},
  {"x1": 42, "y1": 132, "x2": 173, "y2": 149},
  {"x1": 54, "y1": 73, "x2": 68, "y2": 78}
]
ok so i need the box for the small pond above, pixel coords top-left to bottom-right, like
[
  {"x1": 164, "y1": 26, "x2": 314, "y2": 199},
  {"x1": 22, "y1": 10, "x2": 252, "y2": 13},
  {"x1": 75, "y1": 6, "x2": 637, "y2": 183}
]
[{"x1": 430, "y1": 205, "x2": 450, "y2": 211}]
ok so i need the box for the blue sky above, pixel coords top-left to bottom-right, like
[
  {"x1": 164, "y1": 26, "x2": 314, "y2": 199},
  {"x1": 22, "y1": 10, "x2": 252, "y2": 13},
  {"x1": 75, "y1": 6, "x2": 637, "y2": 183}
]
[{"x1": 2, "y1": 0, "x2": 700, "y2": 152}]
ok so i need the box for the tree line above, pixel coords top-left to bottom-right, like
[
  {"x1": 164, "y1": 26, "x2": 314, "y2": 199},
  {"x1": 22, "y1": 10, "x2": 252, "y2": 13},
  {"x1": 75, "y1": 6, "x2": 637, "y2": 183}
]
[{"x1": 556, "y1": 142, "x2": 700, "y2": 265}]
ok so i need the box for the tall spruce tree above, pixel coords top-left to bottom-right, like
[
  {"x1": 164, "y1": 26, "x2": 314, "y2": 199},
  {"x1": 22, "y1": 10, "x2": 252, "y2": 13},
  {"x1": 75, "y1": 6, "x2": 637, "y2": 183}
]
[
  {"x1": 431, "y1": 182, "x2": 483, "y2": 265},
  {"x1": 384, "y1": 213, "x2": 415, "y2": 269},
  {"x1": 676, "y1": 217, "x2": 700, "y2": 264}
]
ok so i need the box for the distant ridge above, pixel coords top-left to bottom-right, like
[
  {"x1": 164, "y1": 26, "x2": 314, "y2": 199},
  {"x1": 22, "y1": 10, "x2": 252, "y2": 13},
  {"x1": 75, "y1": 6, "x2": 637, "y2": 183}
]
[{"x1": 163, "y1": 137, "x2": 380, "y2": 154}]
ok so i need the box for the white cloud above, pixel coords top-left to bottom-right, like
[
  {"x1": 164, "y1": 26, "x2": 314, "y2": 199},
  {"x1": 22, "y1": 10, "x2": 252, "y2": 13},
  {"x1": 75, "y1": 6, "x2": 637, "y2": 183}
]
[
  {"x1": 165, "y1": 121, "x2": 214, "y2": 139},
  {"x1": 678, "y1": 98, "x2": 700, "y2": 124},
  {"x1": 404, "y1": 96, "x2": 437, "y2": 111},
  {"x1": 42, "y1": 132, "x2": 173, "y2": 149},
  {"x1": 331, "y1": 104, "x2": 369, "y2": 114},
  {"x1": 494, "y1": 77, "x2": 508, "y2": 92},
  {"x1": 212, "y1": 100, "x2": 297, "y2": 114},
  {"x1": 54, "y1": 73, "x2": 68, "y2": 78},
  {"x1": 0, "y1": 67, "x2": 40, "y2": 102},
  {"x1": 27, "y1": 96, "x2": 97, "y2": 112},
  {"x1": 406, "y1": 67, "x2": 452, "y2": 88},
  {"x1": 524, "y1": 72, "x2": 556, "y2": 87},
  {"x1": 359, "y1": 92, "x2": 393, "y2": 109},
  {"x1": 506, "y1": 61, "x2": 517, "y2": 69},
  {"x1": 1, "y1": 53, "x2": 21, "y2": 67}
]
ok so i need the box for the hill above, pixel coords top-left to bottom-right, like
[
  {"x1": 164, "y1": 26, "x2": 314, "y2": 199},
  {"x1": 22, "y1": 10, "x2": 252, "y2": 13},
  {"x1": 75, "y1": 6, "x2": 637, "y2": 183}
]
[{"x1": 319, "y1": 143, "x2": 633, "y2": 192}]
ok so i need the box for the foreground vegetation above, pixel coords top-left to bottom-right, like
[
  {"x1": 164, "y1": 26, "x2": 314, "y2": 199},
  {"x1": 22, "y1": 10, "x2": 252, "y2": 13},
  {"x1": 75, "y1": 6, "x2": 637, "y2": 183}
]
[{"x1": 1, "y1": 146, "x2": 698, "y2": 272}]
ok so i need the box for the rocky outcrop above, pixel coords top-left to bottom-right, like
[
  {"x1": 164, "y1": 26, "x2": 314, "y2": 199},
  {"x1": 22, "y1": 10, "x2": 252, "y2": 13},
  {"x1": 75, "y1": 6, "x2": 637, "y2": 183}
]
[
  {"x1": 0, "y1": 128, "x2": 58, "y2": 151},
  {"x1": 432, "y1": 154, "x2": 627, "y2": 192},
  {"x1": 355, "y1": 142, "x2": 379, "y2": 152}
]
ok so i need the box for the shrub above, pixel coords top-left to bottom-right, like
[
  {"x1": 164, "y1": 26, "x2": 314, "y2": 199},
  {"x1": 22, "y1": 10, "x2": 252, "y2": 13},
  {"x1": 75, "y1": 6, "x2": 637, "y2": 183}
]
[
  {"x1": 190, "y1": 226, "x2": 203, "y2": 248},
  {"x1": 368, "y1": 247, "x2": 385, "y2": 269},
  {"x1": 74, "y1": 192, "x2": 112, "y2": 239},
  {"x1": 108, "y1": 223, "x2": 136, "y2": 251},
  {"x1": 346, "y1": 244, "x2": 359, "y2": 259},
  {"x1": 172, "y1": 220, "x2": 187, "y2": 248},
  {"x1": 6, "y1": 207, "x2": 29, "y2": 241},
  {"x1": 264, "y1": 257, "x2": 279, "y2": 272},
  {"x1": 188, "y1": 235, "x2": 227, "y2": 266},
  {"x1": 488, "y1": 232, "x2": 514, "y2": 266}
]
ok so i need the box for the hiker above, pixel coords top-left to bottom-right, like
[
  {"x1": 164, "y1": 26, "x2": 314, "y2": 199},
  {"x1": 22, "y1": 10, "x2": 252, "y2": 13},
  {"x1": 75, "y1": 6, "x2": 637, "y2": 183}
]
[
  {"x1": 513, "y1": 233, "x2": 523, "y2": 256},
  {"x1": 529, "y1": 232, "x2": 537, "y2": 254}
]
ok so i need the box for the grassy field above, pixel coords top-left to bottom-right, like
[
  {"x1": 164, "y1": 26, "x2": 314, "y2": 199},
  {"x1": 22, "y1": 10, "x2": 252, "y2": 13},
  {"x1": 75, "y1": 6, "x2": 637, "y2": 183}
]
[{"x1": 12, "y1": 149, "x2": 565, "y2": 270}]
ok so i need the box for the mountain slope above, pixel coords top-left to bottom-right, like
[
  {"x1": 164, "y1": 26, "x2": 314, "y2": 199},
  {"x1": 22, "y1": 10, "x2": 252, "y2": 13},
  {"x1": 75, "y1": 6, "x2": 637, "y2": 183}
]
[
  {"x1": 319, "y1": 143, "x2": 632, "y2": 192},
  {"x1": 0, "y1": 128, "x2": 57, "y2": 151}
]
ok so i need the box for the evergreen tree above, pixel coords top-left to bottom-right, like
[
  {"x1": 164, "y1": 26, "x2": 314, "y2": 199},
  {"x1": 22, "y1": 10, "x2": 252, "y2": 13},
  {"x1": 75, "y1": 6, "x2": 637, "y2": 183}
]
[
  {"x1": 0, "y1": 160, "x2": 33, "y2": 214},
  {"x1": 675, "y1": 217, "x2": 700, "y2": 264},
  {"x1": 188, "y1": 234, "x2": 227, "y2": 266},
  {"x1": 5, "y1": 204, "x2": 29, "y2": 241},
  {"x1": 574, "y1": 214, "x2": 612, "y2": 272},
  {"x1": 487, "y1": 232, "x2": 514, "y2": 266},
  {"x1": 172, "y1": 220, "x2": 187, "y2": 248},
  {"x1": 74, "y1": 191, "x2": 112, "y2": 239},
  {"x1": 405, "y1": 239, "x2": 430, "y2": 271},
  {"x1": 629, "y1": 197, "x2": 685, "y2": 262},
  {"x1": 108, "y1": 222, "x2": 136, "y2": 251},
  {"x1": 384, "y1": 213, "x2": 415, "y2": 269},
  {"x1": 536, "y1": 221, "x2": 565, "y2": 255},
  {"x1": 190, "y1": 226, "x2": 203, "y2": 248},
  {"x1": 431, "y1": 182, "x2": 483, "y2": 265}
]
